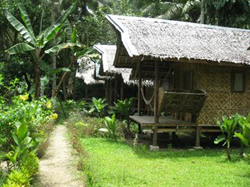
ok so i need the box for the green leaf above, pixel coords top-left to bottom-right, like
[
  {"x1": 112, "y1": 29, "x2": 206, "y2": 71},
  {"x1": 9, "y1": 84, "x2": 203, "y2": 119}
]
[
  {"x1": 71, "y1": 27, "x2": 77, "y2": 43},
  {"x1": 246, "y1": 113, "x2": 250, "y2": 122},
  {"x1": 45, "y1": 43, "x2": 83, "y2": 54},
  {"x1": 6, "y1": 43, "x2": 35, "y2": 55},
  {"x1": 5, "y1": 10, "x2": 35, "y2": 44},
  {"x1": 214, "y1": 135, "x2": 225, "y2": 144},
  {"x1": 50, "y1": 67, "x2": 71, "y2": 74},
  {"x1": 41, "y1": 3, "x2": 76, "y2": 46},
  {"x1": 6, "y1": 152, "x2": 16, "y2": 164},
  {"x1": 40, "y1": 60, "x2": 71, "y2": 75},
  {"x1": 64, "y1": 19, "x2": 73, "y2": 41},
  {"x1": 17, "y1": 123, "x2": 28, "y2": 141},
  {"x1": 99, "y1": 128, "x2": 109, "y2": 133},
  {"x1": 235, "y1": 132, "x2": 249, "y2": 146},
  {"x1": 12, "y1": 134, "x2": 20, "y2": 146},
  {"x1": 17, "y1": 2, "x2": 36, "y2": 42},
  {"x1": 76, "y1": 48, "x2": 93, "y2": 57}
]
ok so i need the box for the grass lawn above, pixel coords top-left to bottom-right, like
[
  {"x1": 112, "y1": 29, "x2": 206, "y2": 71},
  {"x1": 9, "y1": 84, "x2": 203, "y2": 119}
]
[{"x1": 80, "y1": 138, "x2": 250, "y2": 187}]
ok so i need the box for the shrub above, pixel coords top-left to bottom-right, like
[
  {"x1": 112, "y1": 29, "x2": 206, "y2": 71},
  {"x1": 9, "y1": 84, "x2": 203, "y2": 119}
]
[
  {"x1": 234, "y1": 114, "x2": 250, "y2": 147},
  {"x1": 22, "y1": 152, "x2": 39, "y2": 176},
  {"x1": 86, "y1": 97, "x2": 108, "y2": 117},
  {"x1": 100, "y1": 114, "x2": 119, "y2": 140},
  {"x1": 113, "y1": 98, "x2": 133, "y2": 131},
  {"x1": 214, "y1": 115, "x2": 238, "y2": 160},
  {"x1": 3, "y1": 167, "x2": 31, "y2": 187},
  {"x1": 67, "y1": 111, "x2": 103, "y2": 138}
]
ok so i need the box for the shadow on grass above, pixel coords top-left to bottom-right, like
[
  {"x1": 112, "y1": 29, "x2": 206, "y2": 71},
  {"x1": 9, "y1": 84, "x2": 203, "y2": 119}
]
[
  {"x1": 98, "y1": 138, "x2": 223, "y2": 159},
  {"x1": 97, "y1": 137, "x2": 250, "y2": 163}
]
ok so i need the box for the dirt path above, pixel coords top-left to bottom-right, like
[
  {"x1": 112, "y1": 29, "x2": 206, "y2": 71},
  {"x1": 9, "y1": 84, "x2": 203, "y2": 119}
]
[{"x1": 33, "y1": 125, "x2": 84, "y2": 187}]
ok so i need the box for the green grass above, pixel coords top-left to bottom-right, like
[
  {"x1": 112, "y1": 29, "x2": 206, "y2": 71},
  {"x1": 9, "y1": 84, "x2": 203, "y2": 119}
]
[{"x1": 80, "y1": 138, "x2": 250, "y2": 187}]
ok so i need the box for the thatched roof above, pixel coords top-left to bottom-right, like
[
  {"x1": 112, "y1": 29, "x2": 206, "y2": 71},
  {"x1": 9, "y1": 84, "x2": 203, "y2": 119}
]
[
  {"x1": 76, "y1": 57, "x2": 104, "y2": 85},
  {"x1": 93, "y1": 44, "x2": 132, "y2": 84},
  {"x1": 106, "y1": 15, "x2": 250, "y2": 67}
]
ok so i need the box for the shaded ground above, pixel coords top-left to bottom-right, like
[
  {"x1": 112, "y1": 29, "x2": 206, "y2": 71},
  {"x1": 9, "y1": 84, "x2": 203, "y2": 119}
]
[{"x1": 33, "y1": 125, "x2": 84, "y2": 187}]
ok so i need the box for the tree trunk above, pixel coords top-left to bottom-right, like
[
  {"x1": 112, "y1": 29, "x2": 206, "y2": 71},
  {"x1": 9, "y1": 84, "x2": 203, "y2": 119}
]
[
  {"x1": 34, "y1": 58, "x2": 40, "y2": 99},
  {"x1": 51, "y1": 0, "x2": 57, "y2": 96},
  {"x1": 52, "y1": 58, "x2": 75, "y2": 98},
  {"x1": 200, "y1": 0, "x2": 205, "y2": 24}
]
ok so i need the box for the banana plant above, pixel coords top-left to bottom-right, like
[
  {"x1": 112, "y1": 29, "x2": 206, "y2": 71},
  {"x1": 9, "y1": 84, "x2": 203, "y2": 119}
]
[
  {"x1": 5, "y1": 2, "x2": 79, "y2": 99},
  {"x1": 114, "y1": 98, "x2": 133, "y2": 130},
  {"x1": 89, "y1": 97, "x2": 108, "y2": 117},
  {"x1": 234, "y1": 114, "x2": 250, "y2": 147},
  {"x1": 214, "y1": 115, "x2": 239, "y2": 160},
  {"x1": 100, "y1": 114, "x2": 118, "y2": 141}
]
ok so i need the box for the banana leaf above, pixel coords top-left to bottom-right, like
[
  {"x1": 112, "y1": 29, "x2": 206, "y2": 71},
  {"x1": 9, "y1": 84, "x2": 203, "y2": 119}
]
[
  {"x1": 45, "y1": 42, "x2": 83, "y2": 54},
  {"x1": 17, "y1": 2, "x2": 36, "y2": 42},
  {"x1": 6, "y1": 43, "x2": 35, "y2": 55},
  {"x1": 5, "y1": 10, "x2": 36, "y2": 44},
  {"x1": 40, "y1": 3, "x2": 76, "y2": 46}
]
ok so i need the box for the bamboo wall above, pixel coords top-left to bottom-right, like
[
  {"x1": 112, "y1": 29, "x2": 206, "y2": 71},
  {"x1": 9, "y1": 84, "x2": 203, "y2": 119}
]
[
  {"x1": 197, "y1": 64, "x2": 250, "y2": 125},
  {"x1": 173, "y1": 63, "x2": 250, "y2": 125}
]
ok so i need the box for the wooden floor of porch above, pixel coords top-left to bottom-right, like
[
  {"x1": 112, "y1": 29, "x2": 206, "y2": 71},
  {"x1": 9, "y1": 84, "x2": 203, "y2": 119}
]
[{"x1": 129, "y1": 115, "x2": 221, "y2": 147}]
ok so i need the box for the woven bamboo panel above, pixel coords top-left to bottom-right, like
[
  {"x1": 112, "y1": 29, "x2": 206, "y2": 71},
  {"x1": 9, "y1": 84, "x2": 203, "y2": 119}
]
[{"x1": 197, "y1": 64, "x2": 250, "y2": 125}]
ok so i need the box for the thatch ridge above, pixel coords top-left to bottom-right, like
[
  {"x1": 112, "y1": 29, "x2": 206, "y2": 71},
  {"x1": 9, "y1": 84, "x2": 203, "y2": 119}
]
[{"x1": 106, "y1": 14, "x2": 250, "y2": 65}]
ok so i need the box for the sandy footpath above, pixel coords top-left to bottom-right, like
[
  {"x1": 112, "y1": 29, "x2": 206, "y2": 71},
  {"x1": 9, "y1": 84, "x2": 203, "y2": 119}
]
[{"x1": 33, "y1": 125, "x2": 84, "y2": 187}]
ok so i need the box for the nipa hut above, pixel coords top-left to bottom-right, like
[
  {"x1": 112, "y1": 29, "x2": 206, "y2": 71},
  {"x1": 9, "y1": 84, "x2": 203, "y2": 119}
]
[
  {"x1": 76, "y1": 57, "x2": 105, "y2": 100},
  {"x1": 94, "y1": 44, "x2": 152, "y2": 107},
  {"x1": 106, "y1": 14, "x2": 250, "y2": 148}
]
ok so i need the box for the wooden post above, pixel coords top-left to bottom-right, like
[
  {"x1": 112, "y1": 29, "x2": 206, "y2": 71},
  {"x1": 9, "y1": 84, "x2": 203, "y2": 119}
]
[
  {"x1": 109, "y1": 80, "x2": 113, "y2": 105},
  {"x1": 114, "y1": 77, "x2": 118, "y2": 102},
  {"x1": 153, "y1": 61, "x2": 159, "y2": 146},
  {"x1": 105, "y1": 80, "x2": 109, "y2": 103},
  {"x1": 121, "y1": 80, "x2": 124, "y2": 100},
  {"x1": 195, "y1": 126, "x2": 201, "y2": 147},
  {"x1": 138, "y1": 62, "x2": 142, "y2": 116}
]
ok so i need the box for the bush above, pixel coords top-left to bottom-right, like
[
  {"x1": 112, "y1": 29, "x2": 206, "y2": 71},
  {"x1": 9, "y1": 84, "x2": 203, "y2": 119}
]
[
  {"x1": 3, "y1": 167, "x2": 31, "y2": 187},
  {"x1": 67, "y1": 111, "x2": 103, "y2": 138},
  {"x1": 22, "y1": 152, "x2": 39, "y2": 176},
  {"x1": 84, "y1": 97, "x2": 108, "y2": 117}
]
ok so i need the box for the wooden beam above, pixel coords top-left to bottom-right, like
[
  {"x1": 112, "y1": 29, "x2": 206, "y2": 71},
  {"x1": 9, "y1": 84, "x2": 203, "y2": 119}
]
[{"x1": 153, "y1": 61, "x2": 159, "y2": 146}]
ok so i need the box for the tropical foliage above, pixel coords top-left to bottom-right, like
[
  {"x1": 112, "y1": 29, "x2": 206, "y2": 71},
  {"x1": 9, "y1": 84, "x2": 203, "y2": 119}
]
[
  {"x1": 215, "y1": 113, "x2": 250, "y2": 160},
  {"x1": 0, "y1": 78, "x2": 57, "y2": 185},
  {"x1": 214, "y1": 115, "x2": 239, "y2": 160},
  {"x1": 5, "y1": 2, "x2": 78, "y2": 99}
]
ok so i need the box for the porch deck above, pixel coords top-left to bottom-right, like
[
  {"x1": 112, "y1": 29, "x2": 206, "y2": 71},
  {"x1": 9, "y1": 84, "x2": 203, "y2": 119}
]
[
  {"x1": 129, "y1": 116, "x2": 196, "y2": 127},
  {"x1": 129, "y1": 115, "x2": 220, "y2": 147}
]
